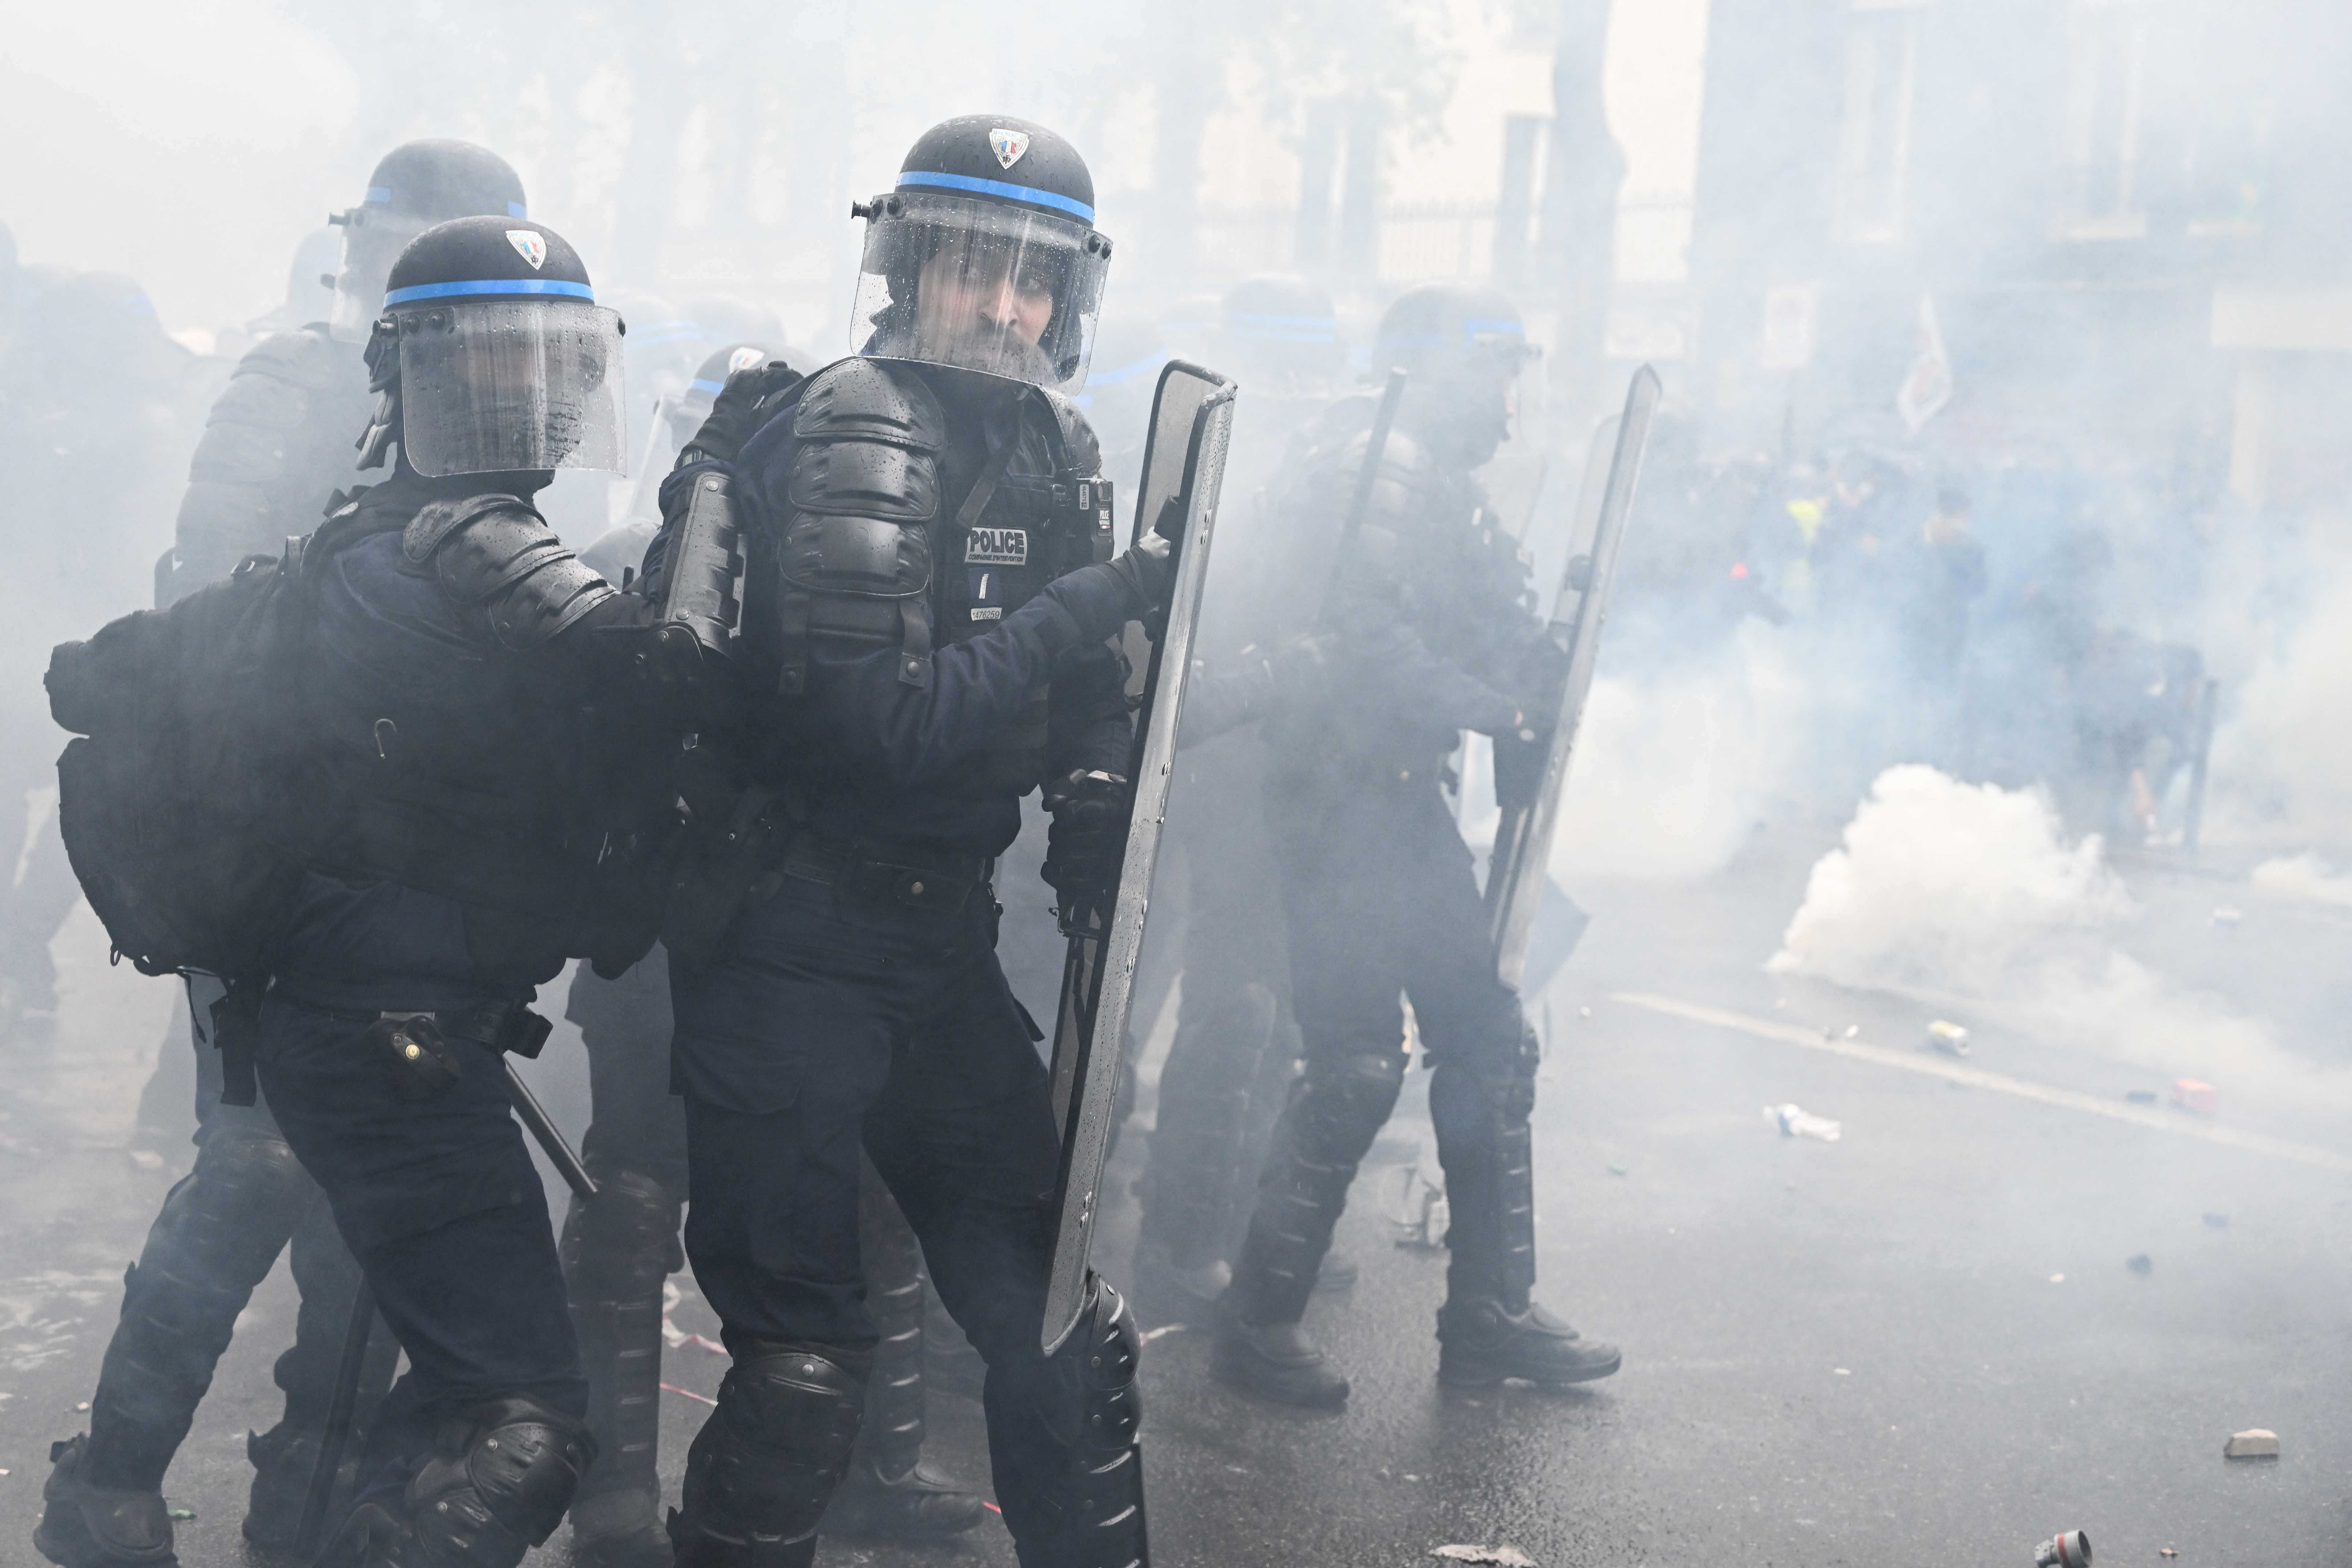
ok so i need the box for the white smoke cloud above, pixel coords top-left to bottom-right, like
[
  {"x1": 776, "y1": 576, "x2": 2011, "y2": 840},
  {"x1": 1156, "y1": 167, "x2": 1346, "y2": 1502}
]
[
  {"x1": 2203, "y1": 527, "x2": 2352, "y2": 851},
  {"x1": 1548, "y1": 620, "x2": 1814, "y2": 883},
  {"x1": 1769, "y1": 765, "x2": 2347, "y2": 1114},
  {"x1": 2247, "y1": 852, "x2": 2352, "y2": 909}
]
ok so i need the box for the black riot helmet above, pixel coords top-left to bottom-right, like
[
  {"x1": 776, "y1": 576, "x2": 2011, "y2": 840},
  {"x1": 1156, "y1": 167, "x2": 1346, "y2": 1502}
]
[
  {"x1": 329, "y1": 140, "x2": 529, "y2": 343},
  {"x1": 849, "y1": 114, "x2": 1111, "y2": 393},
  {"x1": 1371, "y1": 284, "x2": 1537, "y2": 468},
  {"x1": 1220, "y1": 274, "x2": 1345, "y2": 395},
  {"x1": 357, "y1": 216, "x2": 626, "y2": 479}
]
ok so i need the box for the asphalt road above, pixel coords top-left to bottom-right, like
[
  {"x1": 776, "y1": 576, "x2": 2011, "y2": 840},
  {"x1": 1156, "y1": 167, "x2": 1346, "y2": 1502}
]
[{"x1": 1, "y1": 825, "x2": 2346, "y2": 1567}]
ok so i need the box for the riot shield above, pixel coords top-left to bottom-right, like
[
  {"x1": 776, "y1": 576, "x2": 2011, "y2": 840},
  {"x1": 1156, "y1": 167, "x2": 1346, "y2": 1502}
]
[
  {"x1": 1484, "y1": 366, "x2": 1660, "y2": 990},
  {"x1": 1042, "y1": 360, "x2": 1237, "y2": 1354}
]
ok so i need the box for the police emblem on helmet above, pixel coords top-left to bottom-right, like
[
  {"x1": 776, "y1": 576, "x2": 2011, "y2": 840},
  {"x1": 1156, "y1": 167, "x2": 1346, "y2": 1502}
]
[
  {"x1": 989, "y1": 128, "x2": 1031, "y2": 169},
  {"x1": 506, "y1": 229, "x2": 547, "y2": 270},
  {"x1": 727, "y1": 345, "x2": 765, "y2": 374}
]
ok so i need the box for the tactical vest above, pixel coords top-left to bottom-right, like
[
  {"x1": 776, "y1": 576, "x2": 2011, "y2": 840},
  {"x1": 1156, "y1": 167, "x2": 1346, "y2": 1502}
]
[{"x1": 741, "y1": 356, "x2": 1114, "y2": 795}]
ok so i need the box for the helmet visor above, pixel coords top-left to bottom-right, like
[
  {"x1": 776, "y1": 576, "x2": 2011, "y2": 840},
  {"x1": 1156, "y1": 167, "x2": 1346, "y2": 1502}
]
[
  {"x1": 851, "y1": 192, "x2": 1107, "y2": 392},
  {"x1": 329, "y1": 208, "x2": 435, "y2": 343},
  {"x1": 394, "y1": 300, "x2": 627, "y2": 478}
]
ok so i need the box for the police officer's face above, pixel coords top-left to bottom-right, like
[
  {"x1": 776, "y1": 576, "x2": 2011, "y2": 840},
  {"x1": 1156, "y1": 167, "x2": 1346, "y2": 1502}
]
[{"x1": 917, "y1": 248, "x2": 1054, "y2": 347}]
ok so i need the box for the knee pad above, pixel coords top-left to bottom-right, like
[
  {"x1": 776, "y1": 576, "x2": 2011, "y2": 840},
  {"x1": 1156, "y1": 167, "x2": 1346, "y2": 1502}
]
[
  {"x1": 404, "y1": 1397, "x2": 594, "y2": 1567},
  {"x1": 675, "y1": 1343, "x2": 866, "y2": 1548},
  {"x1": 1297, "y1": 1048, "x2": 1406, "y2": 1160}
]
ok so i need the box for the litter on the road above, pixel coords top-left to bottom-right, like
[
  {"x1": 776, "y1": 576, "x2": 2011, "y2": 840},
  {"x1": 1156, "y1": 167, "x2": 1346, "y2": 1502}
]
[
  {"x1": 1765, "y1": 1103, "x2": 1842, "y2": 1142},
  {"x1": 2049, "y1": 1273, "x2": 2066, "y2": 1284},
  {"x1": 2126, "y1": 1254, "x2": 2153, "y2": 1275},
  {"x1": 1606, "y1": 1163, "x2": 1628, "y2": 1176},
  {"x1": 2211, "y1": 904, "x2": 2243, "y2": 928},
  {"x1": 2125, "y1": 1090, "x2": 2158, "y2": 1104},
  {"x1": 1843, "y1": 1024, "x2": 1861, "y2": 1038},
  {"x1": 1925, "y1": 1020, "x2": 1970, "y2": 1056},
  {"x1": 166, "y1": 1507, "x2": 195, "y2": 1521},
  {"x1": 1431, "y1": 1547, "x2": 1536, "y2": 1567},
  {"x1": 1140, "y1": 1323, "x2": 1187, "y2": 1343},
  {"x1": 2160, "y1": 1550, "x2": 2178, "y2": 1559},
  {"x1": 2170, "y1": 1078, "x2": 2219, "y2": 1115},
  {"x1": 2202, "y1": 1212, "x2": 2229, "y2": 1228},
  {"x1": 2223, "y1": 1428, "x2": 2280, "y2": 1459},
  {"x1": 2033, "y1": 1528, "x2": 2091, "y2": 1567}
]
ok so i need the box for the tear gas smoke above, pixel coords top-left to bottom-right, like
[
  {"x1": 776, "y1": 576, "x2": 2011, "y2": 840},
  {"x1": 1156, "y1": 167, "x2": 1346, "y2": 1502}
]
[{"x1": 1770, "y1": 765, "x2": 2352, "y2": 1115}]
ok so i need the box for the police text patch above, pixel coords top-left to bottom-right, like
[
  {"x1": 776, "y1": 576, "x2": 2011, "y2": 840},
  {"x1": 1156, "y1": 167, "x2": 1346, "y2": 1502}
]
[{"x1": 965, "y1": 527, "x2": 1028, "y2": 566}]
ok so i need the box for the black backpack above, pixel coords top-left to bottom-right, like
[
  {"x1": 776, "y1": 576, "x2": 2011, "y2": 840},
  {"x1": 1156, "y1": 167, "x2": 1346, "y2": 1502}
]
[{"x1": 45, "y1": 528, "x2": 348, "y2": 986}]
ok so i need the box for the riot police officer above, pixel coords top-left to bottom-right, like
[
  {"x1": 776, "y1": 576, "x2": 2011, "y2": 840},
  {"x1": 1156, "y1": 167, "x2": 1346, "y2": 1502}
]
[
  {"x1": 44, "y1": 214, "x2": 668, "y2": 1568},
  {"x1": 32, "y1": 142, "x2": 536, "y2": 1568},
  {"x1": 1134, "y1": 275, "x2": 1348, "y2": 1320},
  {"x1": 1212, "y1": 285, "x2": 1623, "y2": 1407},
  {"x1": 646, "y1": 114, "x2": 1174, "y2": 1568}
]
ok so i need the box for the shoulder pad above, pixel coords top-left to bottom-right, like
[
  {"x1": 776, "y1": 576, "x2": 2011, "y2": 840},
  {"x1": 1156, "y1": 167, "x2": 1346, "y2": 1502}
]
[
  {"x1": 404, "y1": 494, "x2": 615, "y2": 649},
  {"x1": 791, "y1": 357, "x2": 947, "y2": 451},
  {"x1": 235, "y1": 326, "x2": 348, "y2": 393},
  {"x1": 1348, "y1": 427, "x2": 1447, "y2": 530},
  {"x1": 1036, "y1": 388, "x2": 1103, "y2": 476}
]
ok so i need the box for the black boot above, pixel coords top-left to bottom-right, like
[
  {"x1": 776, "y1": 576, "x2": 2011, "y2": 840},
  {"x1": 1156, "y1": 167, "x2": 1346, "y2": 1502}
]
[
  {"x1": 1130, "y1": 1243, "x2": 1229, "y2": 1325},
  {"x1": 33, "y1": 1436, "x2": 176, "y2": 1568},
  {"x1": 1211, "y1": 1307, "x2": 1350, "y2": 1409},
  {"x1": 53, "y1": 1122, "x2": 312, "y2": 1565},
  {"x1": 821, "y1": 1457, "x2": 987, "y2": 1540},
  {"x1": 562, "y1": 1169, "x2": 684, "y2": 1568},
  {"x1": 821, "y1": 1159, "x2": 983, "y2": 1541},
  {"x1": 1436, "y1": 1298, "x2": 1620, "y2": 1388}
]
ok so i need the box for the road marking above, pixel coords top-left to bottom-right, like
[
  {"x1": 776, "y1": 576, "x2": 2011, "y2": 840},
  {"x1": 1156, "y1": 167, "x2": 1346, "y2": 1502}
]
[{"x1": 1611, "y1": 992, "x2": 2352, "y2": 1177}]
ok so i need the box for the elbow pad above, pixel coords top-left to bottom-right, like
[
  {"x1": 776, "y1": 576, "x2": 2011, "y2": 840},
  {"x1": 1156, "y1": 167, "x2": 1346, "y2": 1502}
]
[{"x1": 403, "y1": 494, "x2": 615, "y2": 650}]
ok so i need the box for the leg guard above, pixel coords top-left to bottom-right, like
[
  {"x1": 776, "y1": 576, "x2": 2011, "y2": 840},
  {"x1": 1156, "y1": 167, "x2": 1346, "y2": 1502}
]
[
  {"x1": 85, "y1": 1122, "x2": 310, "y2": 1490},
  {"x1": 850, "y1": 1164, "x2": 925, "y2": 1473},
  {"x1": 1138, "y1": 981, "x2": 1278, "y2": 1273},
  {"x1": 1428, "y1": 1021, "x2": 1540, "y2": 1311},
  {"x1": 668, "y1": 1343, "x2": 867, "y2": 1568},
  {"x1": 987, "y1": 1278, "x2": 1146, "y2": 1568},
  {"x1": 823, "y1": 1166, "x2": 983, "y2": 1540},
  {"x1": 1228, "y1": 1048, "x2": 1404, "y2": 1326},
  {"x1": 560, "y1": 1169, "x2": 683, "y2": 1564}
]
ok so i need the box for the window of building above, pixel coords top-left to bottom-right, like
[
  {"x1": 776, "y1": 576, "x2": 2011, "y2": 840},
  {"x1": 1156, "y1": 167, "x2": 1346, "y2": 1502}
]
[
  {"x1": 2055, "y1": 0, "x2": 2152, "y2": 240},
  {"x1": 1832, "y1": 0, "x2": 1927, "y2": 246}
]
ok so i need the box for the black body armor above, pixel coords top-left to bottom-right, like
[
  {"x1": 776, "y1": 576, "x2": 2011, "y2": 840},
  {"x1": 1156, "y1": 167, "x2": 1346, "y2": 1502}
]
[{"x1": 739, "y1": 357, "x2": 1114, "y2": 797}]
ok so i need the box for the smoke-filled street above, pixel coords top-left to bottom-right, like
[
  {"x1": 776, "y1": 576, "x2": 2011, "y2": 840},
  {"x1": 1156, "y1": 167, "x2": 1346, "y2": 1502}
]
[
  {"x1": 2, "y1": 811, "x2": 2344, "y2": 1566},
  {"x1": 8, "y1": 2, "x2": 2352, "y2": 1565}
]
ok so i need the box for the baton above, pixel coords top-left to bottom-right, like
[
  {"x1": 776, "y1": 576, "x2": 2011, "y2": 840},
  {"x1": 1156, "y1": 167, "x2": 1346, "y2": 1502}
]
[
  {"x1": 503, "y1": 1060, "x2": 599, "y2": 1200},
  {"x1": 292, "y1": 1277, "x2": 376, "y2": 1558}
]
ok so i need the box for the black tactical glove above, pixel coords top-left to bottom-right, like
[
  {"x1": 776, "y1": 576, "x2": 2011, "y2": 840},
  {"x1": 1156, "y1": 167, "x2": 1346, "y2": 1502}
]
[
  {"x1": 1041, "y1": 768, "x2": 1131, "y2": 902},
  {"x1": 1491, "y1": 715, "x2": 1550, "y2": 814},
  {"x1": 679, "y1": 360, "x2": 801, "y2": 467},
  {"x1": 1105, "y1": 492, "x2": 1188, "y2": 615}
]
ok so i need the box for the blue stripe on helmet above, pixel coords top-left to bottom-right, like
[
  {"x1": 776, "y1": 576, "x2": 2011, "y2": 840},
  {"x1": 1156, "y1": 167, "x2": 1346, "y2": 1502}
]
[
  {"x1": 383, "y1": 278, "x2": 596, "y2": 305},
  {"x1": 365, "y1": 186, "x2": 393, "y2": 205},
  {"x1": 508, "y1": 202, "x2": 528, "y2": 218},
  {"x1": 895, "y1": 170, "x2": 1095, "y2": 223},
  {"x1": 1086, "y1": 353, "x2": 1168, "y2": 388},
  {"x1": 688, "y1": 378, "x2": 727, "y2": 395}
]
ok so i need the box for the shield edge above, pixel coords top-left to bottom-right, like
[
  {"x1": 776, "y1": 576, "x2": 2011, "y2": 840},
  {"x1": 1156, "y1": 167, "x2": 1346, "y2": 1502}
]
[
  {"x1": 1486, "y1": 365, "x2": 1662, "y2": 988},
  {"x1": 1041, "y1": 363, "x2": 1237, "y2": 1353}
]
